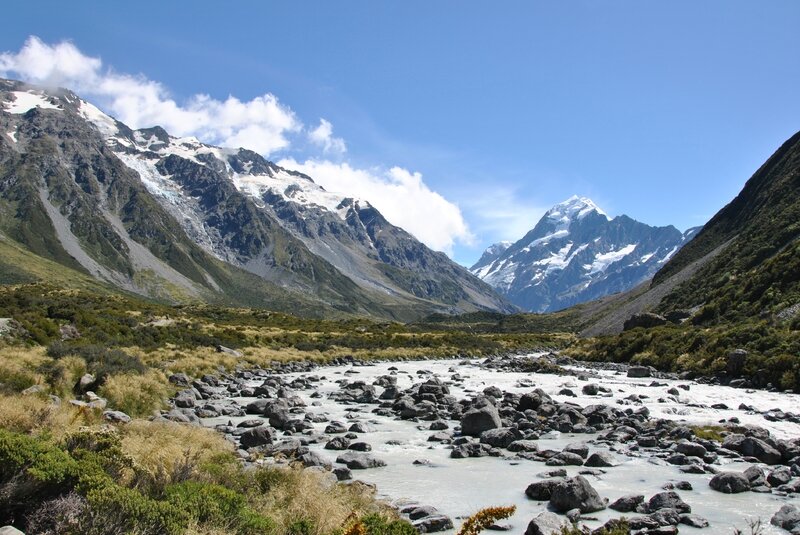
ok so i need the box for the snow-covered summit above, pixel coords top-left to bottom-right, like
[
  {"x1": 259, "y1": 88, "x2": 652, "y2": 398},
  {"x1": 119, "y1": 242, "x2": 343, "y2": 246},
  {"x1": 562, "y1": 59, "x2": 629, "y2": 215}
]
[
  {"x1": 470, "y1": 196, "x2": 697, "y2": 313},
  {"x1": 545, "y1": 195, "x2": 608, "y2": 222}
]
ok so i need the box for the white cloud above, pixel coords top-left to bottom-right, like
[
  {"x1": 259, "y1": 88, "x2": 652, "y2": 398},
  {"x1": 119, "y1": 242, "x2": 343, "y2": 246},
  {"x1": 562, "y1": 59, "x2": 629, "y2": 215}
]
[
  {"x1": 279, "y1": 158, "x2": 473, "y2": 254},
  {"x1": 0, "y1": 36, "x2": 300, "y2": 154},
  {"x1": 1, "y1": 36, "x2": 474, "y2": 255},
  {"x1": 308, "y1": 118, "x2": 346, "y2": 154}
]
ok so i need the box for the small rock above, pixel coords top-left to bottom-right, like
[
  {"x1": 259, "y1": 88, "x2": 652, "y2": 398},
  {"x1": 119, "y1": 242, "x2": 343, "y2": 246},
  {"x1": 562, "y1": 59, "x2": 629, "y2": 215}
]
[{"x1": 102, "y1": 410, "x2": 131, "y2": 424}]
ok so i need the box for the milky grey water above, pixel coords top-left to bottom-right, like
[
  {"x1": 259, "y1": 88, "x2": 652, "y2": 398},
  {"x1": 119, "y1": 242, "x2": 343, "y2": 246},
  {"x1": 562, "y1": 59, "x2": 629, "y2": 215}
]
[{"x1": 203, "y1": 356, "x2": 800, "y2": 533}]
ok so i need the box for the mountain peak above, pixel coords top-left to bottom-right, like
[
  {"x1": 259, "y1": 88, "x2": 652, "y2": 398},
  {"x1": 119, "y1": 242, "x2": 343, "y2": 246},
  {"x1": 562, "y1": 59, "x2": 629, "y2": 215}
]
[{"x1": 546, "y1": 195, "x2": 608, "y2": 222}]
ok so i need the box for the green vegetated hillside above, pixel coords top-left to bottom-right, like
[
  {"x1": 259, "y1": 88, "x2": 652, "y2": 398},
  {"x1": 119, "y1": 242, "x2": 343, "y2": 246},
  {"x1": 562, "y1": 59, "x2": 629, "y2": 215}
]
[{"x1": 565, "y1": 130, "x2": 800, "y2": 390}]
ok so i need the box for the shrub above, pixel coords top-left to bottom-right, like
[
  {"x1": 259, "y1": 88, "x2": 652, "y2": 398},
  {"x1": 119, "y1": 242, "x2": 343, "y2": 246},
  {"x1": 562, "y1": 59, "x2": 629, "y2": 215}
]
[{"x1": 0, "y1": 430, "x2": 79, "y2": 523}]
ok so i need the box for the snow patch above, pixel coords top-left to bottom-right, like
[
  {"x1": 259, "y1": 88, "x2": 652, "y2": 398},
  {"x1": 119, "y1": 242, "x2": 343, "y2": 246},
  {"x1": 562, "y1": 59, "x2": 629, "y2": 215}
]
[
  {"x1": 78, "y1": 99, "x2": 118, "y2": 137},
  {"x1": 3, "y1": 91, "x2": 61, "y2": 114},
  {"x1": 587, "y1": 244, "x2": 637, "y2": 274}
]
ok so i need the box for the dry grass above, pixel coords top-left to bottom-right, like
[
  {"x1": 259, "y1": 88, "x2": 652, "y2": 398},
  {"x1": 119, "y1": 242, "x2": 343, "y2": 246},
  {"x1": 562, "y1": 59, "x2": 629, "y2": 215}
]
[
  {"x1": 120, "y1": 420, "x2": 235, "y2": 489},
  {"x1": 0, "y1": 346, "x2": 48, "y2": 391},
  {"x1": 98, "y1": 370, "x2": 173, "y2": 417},
  {"x1": 0, "y1": 392, "x2": 101, "y2": 438},
  {"x1": 252, "y1": 465, "x2": 393, "y2": 535}
]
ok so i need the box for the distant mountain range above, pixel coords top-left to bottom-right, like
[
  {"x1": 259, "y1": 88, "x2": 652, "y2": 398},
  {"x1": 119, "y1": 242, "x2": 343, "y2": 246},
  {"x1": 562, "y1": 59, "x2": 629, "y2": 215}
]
[
  {"x1": 0, "y1": 78, "x2": 513, "y2": 320},
  {"x1": 471, "y1": 196, "x2": 700, "y2": 312}
]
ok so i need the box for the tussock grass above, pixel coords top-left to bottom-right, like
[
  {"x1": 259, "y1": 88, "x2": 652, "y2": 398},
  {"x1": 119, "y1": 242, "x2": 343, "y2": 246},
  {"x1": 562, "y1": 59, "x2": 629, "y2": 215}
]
[
  {"x1": 120, "y1": 420, "x2": 235, "y2": 488},
  {"x1": 98, "y1": 370, "x2": 173, "y2": 418},
  {"x1": 251, "y1": 466, "x2": 394, "y2": 535},
  {"x1": 0, "y1": 392, "x2": 100, "y2": 437},
  {"x1": 0, "y1": 346, "x2": 47, "y2": 392}
]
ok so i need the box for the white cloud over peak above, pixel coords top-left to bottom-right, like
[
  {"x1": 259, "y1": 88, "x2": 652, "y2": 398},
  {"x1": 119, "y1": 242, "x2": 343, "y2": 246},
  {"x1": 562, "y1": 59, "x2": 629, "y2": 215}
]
[
  {"x1": 278, "y1": 158, "x2": 473, "y2": 254},
  {"x1": 0, "y1": 36, "x2": 474, "y2": 255},
  {"x1": 0, "y1": 36, "x2": 300, "y2": 154},
  {"x1": 308, "y1": 118, "x2": 346, "y2": 154}
]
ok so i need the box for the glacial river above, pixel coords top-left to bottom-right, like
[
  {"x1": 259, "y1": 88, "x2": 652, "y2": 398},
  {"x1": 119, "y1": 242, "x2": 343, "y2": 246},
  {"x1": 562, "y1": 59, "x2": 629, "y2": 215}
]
[{"x1": 203, "y1": 355, "x2": 800, "y2": 533}]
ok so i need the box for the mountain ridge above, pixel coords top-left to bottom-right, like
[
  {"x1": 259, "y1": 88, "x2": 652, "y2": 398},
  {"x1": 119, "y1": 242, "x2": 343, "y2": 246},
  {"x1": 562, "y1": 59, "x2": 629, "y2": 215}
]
[
  {"x1": 0, "y1": 78, "x2": 513, "y2": 319},
  {"x1": 471, "y1": 195, "x2": 699, "y2": 313}
]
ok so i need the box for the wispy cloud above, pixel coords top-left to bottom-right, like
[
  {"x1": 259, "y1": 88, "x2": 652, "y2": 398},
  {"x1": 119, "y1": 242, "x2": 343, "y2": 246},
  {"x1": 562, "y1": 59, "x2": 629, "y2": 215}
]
[
  {"x1": 458, "y1": 186, "x2": 547, "y2": 246},
  {"x1": 308, "y1": 118, "x2": 346, "y2": 155}
]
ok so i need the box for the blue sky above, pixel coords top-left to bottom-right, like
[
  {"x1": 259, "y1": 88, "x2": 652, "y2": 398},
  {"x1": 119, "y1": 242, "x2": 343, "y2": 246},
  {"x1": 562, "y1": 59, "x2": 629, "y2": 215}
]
[{"x1": 3, "y1": 1, "x2": 800, "y2": 266}]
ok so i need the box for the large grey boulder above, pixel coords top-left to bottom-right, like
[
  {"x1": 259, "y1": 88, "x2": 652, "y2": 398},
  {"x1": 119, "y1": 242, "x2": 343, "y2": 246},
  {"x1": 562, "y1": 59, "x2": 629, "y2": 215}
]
[
  {"x1": 335, "y1": 452, "x2": 387, "y2": 470},
  {"x1": 771, "y1": 504, "x2": 800, "y2": 533},
  {"x1": 239, "y1": 426, "x2": 275, "y2": 448},
  {"x1": 549, "y1": 475, "x2": 606, "y2": 513},
  {"x1": 585, "y1": 451, "x2": 617, "y2": 467},
  {"x1": 0, "y1": 527, "x2": 25, "y2": 535},
  {"x1": 648, "y1": 491, "x2": 691, "y2": 513},
  {"x1": 627, "y1": 365, "x2": 652, "y2": 378},
  {"x1": 480, "y1": 427, "x2": 519, "y2": 448},
  {"x1": 413, "y1": 515, "x2": 453, "y2": 533},
  {"x1": 609, "y1": 494, "x2": 644, "y2": 512},
  {"x1": 460, "y1": 404, "x2": 502, "y2": 437},
  {"x1": 525, "y1": 512, "x2": 569, "y2": 535},
  {"x1": 525, "y1": 479, "x2": 561, "y2": 501},
  {"x1": 709, "y1": 472, "x2": 751, "y2": 494}
]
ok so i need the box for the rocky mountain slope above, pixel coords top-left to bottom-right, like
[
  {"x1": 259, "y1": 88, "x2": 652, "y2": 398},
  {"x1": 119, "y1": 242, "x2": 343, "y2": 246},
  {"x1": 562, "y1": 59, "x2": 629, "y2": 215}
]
[
  {"x1": 578, "y1": 129, "x2": 800, "y2": 336},
  {"x1": 471, "y1": 196, "x2": 699, "y2": 312},
  {"x1": 0, "y1": 79, "x2": 512, "y2": 319}
]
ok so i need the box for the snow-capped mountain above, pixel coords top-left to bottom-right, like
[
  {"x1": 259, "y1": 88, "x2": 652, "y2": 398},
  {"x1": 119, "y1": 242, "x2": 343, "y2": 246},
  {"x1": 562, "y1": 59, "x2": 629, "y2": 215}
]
[
  {"x1": 0, "y1": 79, "x2": 512, "y2": 319},
  {"x1": 470, "y1": 196, "x2": 700, "y2": 312}
]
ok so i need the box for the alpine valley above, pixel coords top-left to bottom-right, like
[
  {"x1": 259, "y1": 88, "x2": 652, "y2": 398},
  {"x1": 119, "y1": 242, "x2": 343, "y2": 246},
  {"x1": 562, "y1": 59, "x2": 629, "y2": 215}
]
[{"x1": 0, "y1": 79, "x2": 513, "y2": 320}]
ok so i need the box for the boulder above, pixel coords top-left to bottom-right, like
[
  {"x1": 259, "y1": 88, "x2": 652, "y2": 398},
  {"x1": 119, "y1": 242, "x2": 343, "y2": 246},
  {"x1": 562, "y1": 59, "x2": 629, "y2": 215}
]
[
  {"x1": 648, "y1": 491, "x2": 691, "y2": 513},
  {"x1": 324, "y1": 436, "x2": 351, "y2": 450},
  {"x1": 525, "y1": 479, "x2": 561, "y2": 501},
  {"x1": 675, "y1": 441, "x2": 707, "y2": 458},
  {"x1": 679, "y1": 514, "x2": 710, "y2": 528},
  {"x1": 740, "y1": 437, "x2": 782, "y2": 465},
  {"x1": 460, "y1": 404, "x2": 502, "y2": 437},
  {"x1": 627, "y1": 366, "x2": 652, "y2": 378},
  {"x1": 480, "y1": 427, "x2": 520, "y2": 448},
  {"x1": 525, "y1": 512, "x2": 569, "y2": 535},
  {"x1": 585, "y1": 451, "x2": 617, "y2": 467},
  {"x1": 336, "y1": 452, "x2": 386, "y2": 470},
  {"x1": 582, "y1": 383, "x2": 600, "y2": 396},
  {"x1": 239, "y1": 426, "x2": 275, "y2": 448},
  {"x1": 413, "y1": 515, "x2": 453, "y2": 533},
  {"x1": 767, "y1": 466, "x2": 792, "y2": 487},
  {"x1": 102, "y1": 410, "x2": 131, "y2": 424},
  {"x1": 609, "y1": 494, "x2": 644, "y2": 513},
  {"x1": 0, "y1": 527, "x2": 25, "y2": 535},
  {"x1": 771, "y1": 504, "x2": 800, "y2": 533},
  {"x1": 549, "y1": 475, "x2": 606, "y2": 513},
  {"x1": 709, "y1": 472, "x2": 750, "y2": 493}
]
